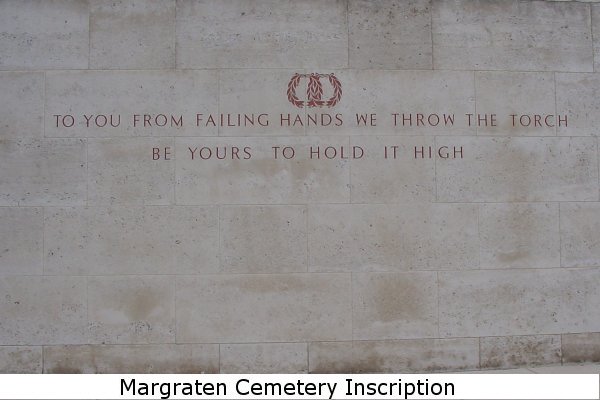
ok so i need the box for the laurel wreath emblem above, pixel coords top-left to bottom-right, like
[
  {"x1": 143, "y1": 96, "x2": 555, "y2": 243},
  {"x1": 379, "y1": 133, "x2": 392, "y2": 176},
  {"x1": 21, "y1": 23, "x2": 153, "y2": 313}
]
[{"x1": 287, "y1": 73, "x2": 342, "y2": 108}]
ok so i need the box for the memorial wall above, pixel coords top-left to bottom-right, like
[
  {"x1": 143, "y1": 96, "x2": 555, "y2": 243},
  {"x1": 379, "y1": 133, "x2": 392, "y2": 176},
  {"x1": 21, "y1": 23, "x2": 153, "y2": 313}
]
[{"x1": 0, "y1": 0, "x2": 599, "y2": 373}]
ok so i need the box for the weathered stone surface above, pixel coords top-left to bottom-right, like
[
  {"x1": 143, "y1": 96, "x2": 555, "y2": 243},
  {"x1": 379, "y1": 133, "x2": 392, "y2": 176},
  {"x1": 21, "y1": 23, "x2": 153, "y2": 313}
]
[
  {"x1": 220, "y1": 343, "x2": 308, "y2": 373},
  {"x1": 352, "y1": 272, "x2": 438, "y2": 340},
  {"x1": 0, "y1": 207, "x2": 43, "y2": 275},
  {"x1": 560, "y1": 203, "x2": 600, "y2": 268},
  {"x1": 88, "y1": 138, "x2": 175, "y2": 205},
  {"x1": 176, "y1": 0, "x2": 348, "y2": 68},
  {"x1": 349, "y1": 0, "x2": 432, "y2": 69},
  {"x1": 556, "y1": 73, "x2": 600, "y2": 136},
  {"x1": 2, "y1": 0, "x2": 600, "y2": 375},
  {"x1": 176, "y1": 274, "x2": 352, "y2": 343},
  {"x1": 220, "y1": 206, "x2": 307, "y2": 273},
  {"x1": 432, "y1": 0, "x2": 593, "y2": 71},
  {"x1": 0, "y1": 139, "x2": 87, "y2": 206},
  {"x1": 308, "y1": 204, "x2": 479, "y2": 272},
  {"x1": 436, "y1": 137, "x2": 599, "y2": 202},
  {"x1": 562, "y1": 333, "x2": 600, "y2": 364},
  {"x1": 0, "y1": 277, "x2": 87, "y2": 345},
  {"x1": 0, "y1": 72, "x2": 44, "y2": 138},
  {"x1": 475, "y1": 72, "x2": 556, "y2": 136},
  {"x1": 88, "y1": 276, "x2": 175, "y2": 344},
  {"x1": 480, "y1": 335, "x2": 562, "y2": 369},
  {"x1": 46, "y1": 71, "x2": 218, "y2": 137},
  {"x1": 349, "y1": 136, "x2": 436, "y2": 203},
  {"x1": 44, "y1": 206, "x2": 219, "y2": 275},
  {"x1": 175, "y1": 137, "x2": 350, "y2": 205},
  {"x1": 309, "y1": 339, "x2": 479, "y2": 373},
  {"x1": 0, "y1": 346, "x2": 42, "y2": 373},
  {"x1": 439, "y1": 269, "x2": 600, "y2": 337},
  {"x1": 44, "y1": 344, "x2": 219, "y2": 373},
  {"x1": 90, "y1": 0, "x2": 176, "y2": 69},
  {"x1": 479, "y1": 203, "x2": 560, "y2": 269},
  {"x1": 0, "y1": 0, "x2": 89, "y2": 70}
]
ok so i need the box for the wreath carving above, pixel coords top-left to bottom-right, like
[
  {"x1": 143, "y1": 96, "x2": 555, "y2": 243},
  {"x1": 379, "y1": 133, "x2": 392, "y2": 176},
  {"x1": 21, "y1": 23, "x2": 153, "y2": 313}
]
[
  {"x1": 286, "y1": 73, "x2": 342, "y2": 108},
  {"x1": 287, "y1": 73, "x2": 304, "y2": 108}
]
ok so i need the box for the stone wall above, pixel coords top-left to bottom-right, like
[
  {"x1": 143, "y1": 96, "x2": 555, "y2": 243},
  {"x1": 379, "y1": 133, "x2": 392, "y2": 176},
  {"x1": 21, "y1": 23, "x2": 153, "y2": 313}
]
[{"x1": 1, "y1": 0, "x2": 599, "y2": 373}]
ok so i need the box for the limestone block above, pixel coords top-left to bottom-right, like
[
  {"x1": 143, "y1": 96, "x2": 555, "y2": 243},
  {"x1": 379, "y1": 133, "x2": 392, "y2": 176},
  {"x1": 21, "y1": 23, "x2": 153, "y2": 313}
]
[
  {"x1": 560, "y1": 202, "x2": 600, "y2": 268},
  {"x1": 87, "y1": 276, "x2": 175, "y2": 344},
  {"x1": 0, "y1": 277, "x2": 87, "y2": 345},
  {"x1": 349, "y1": 136, "x2": 435, "y2": 203},
  {"x1": 176, "y1": 0, "x2": 348, "y2": 68},
  {"x1": 475, "y1": 72, "x2": 556, "y2": 136},
  {"x1": 44, "y1": 206, "x2": 219, "y2": 275},
  {"x1": 0, "y1": 346, "x2": 42, "y2": 373},
  {"x1": 220, "y1": 206, "x2": 307, "y2": 273},
  {"x1": 479, "y1": 203, "x2": 560, "y2": 269},
  {"x1": 175, "y1": 137, "x2": 350, "y2": 204},
  {"x1": 309, "y1": 339, "x2": 479, "y2": 373},
  {"x1": 436, "y1": 137, "x2": 598, "y2": 202},
  {"x1": 220, "y1": 343, "x2": 308, "y2": 373},
  {"x1": 348, "y1": 0, "x2": 432, "y2": 69},
  {"x1": 562, "y1": 333, "x2": 600, "y2": 364},
  {"x1": 432, "y1": 0, "x2": 593, "y2": 71},
  {"x1": 44, "y1": 344, "x2": 218, "y2": 373},
  {"x1": 439, "y1": 268, "x2": 600, "y2": 337},
  {"x1": 0, "y1": 0, "x2": 89, "y2": 70},
  {"x1": 90, "y1": 0, "x2": 176, "y2": 69},
  {"x1": 556, "y1": 73, "x2": 600, "y2": 136},
  {"x1": 308, "y1": 204, "x2": 479, "y2": 272},
  {"x1": 593, "y1": 5, "x2": 600, "y2": 72},
  {"x1": 46, "y1": 71, "x2": 218, "y2": 137},
  {"x1": 480, "y1": 335, "x2": 561, "y2": 369},
  {"x1": 352, "y1": 272, "x2": 438, "y2": 340},
  {"x1": 0, "y1": 72, "x2": 44, "y2": 138},
  {"x1": 176, "y1": 274, "x2": 352, "y2": 343},
  {"x1": 88, "y1": 138, "x2": 175, "y2": 205},
  {"x1": 0, "y1": 207, "x2": 43, "y2": 275},
  {"x1": 0, "y1": 139, "x2": 87, "y2": 206}
]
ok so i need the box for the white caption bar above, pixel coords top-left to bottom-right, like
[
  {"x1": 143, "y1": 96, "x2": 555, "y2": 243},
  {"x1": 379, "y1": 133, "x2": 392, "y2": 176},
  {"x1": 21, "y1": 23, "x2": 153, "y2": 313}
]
[{"x1": 0, "y1": 374, "x2": 598, "y2": 400}]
